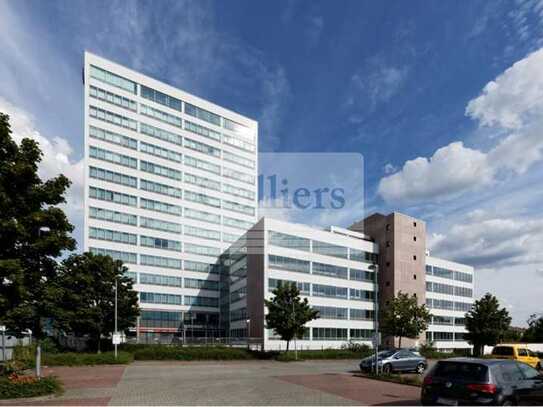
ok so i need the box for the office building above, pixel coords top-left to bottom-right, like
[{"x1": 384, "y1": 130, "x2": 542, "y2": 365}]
[{"x1": 83, "y1": 52, "x2": 258, "y2": 342}]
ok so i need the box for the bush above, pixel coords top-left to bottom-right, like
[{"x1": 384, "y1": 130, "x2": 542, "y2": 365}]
[
  {"x1": 43, "y1": 351, "x2": 133, "y2": 366},
  {"x1": 298, "y1": 348, "x2": 372, "y2": 359},
  {"x1": 130, "y1": 345, "x2": 253, "y2": 361},
  {"x1": 276, "y1": 352, "x2": 303, "y2": 362},
  {"x1": 0, "y1": 376, "x2": 62, "y2": 399}
]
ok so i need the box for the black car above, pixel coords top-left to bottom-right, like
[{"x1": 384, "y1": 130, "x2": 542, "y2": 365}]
[{"x1": 421, "y1": 358, "x2": 543, "y2": 406}]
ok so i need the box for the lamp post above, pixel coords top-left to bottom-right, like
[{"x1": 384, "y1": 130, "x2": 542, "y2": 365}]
[
  {"x1": 114, "y1": 278, "x2": 118, "y2": 360},
  {"x1": 369, "y1": 263, "x2": 379, "y2": 375},
  {"x1": 0, "y1": 325, "x2": 6, "y2": 363},
  {"x1": 35, "y1": 226, "x2": 50, "y2": 379}
]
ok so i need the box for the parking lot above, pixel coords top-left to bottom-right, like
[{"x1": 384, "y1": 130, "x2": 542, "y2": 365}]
[{"x1": 3, "y1": 359, "x2": 422, "y2": 405}]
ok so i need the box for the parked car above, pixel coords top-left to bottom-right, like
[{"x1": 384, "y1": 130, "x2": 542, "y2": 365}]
[
  {"x1": 491, "y1": 344, "x2": 542, "y2": 370},
  {"x1": 359, "y1": 349, "x2": 427, "y2": 374},
  {"x1": 421, "y1": 358, "x2": 543, "y2": 406}
]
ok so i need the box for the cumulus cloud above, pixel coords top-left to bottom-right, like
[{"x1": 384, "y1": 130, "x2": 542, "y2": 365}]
[{"x1": 378, "y1": 47, "x2": 543, "y2": 205}]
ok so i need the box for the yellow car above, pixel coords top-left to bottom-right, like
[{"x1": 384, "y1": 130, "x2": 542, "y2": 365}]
[{"x1": 491, "y1": 344, "x2": 541, "y2": 369}]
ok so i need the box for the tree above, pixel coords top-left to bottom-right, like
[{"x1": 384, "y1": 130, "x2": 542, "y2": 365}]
[
  {"x1": 264, "y1": 282, "x2": 319, "y2": 352},
  {"x1": 381, "y1": 292, "x2": 432, "y2": 348},
  {"x1": 522, "y1": 314, "x2": 543, "y2": 343},
  {"x1": 49, "y1": 253, "x2": 140, "y2": 352},
  {"x1": 465, "y1": 293, "x2": 512, "y2": 356},
  {"x1": 0, "y1": 112, "x2": 75, "y2": 338}
]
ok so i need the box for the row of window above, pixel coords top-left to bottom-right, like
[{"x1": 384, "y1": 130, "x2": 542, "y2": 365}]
[
  {"x1": 139, "y1": 291, "x2": 219, "y2": 307},
  {"x1": 312, "y1": 305, "x2": 375, "y2": 321},
  {"x1": 128, "y1": 272, "x2": 219, "y2": 291},
  {"x1": 268, "y1": 231, "x2": 378, "y2": 264},
  {"x1": 426, "y1": 281, "x2": 473, "y2": 298},
  {"x1": 268, "y1": 254, "x2": 374, "y2": 282},
  {"x1": 426, "y1": 331, "x2": 466, "y2": 342},
  {"x1": 139, "y1": 310, "x2": 219, "y2": 328},
  {"x1": 268, "y1": 278, "x2": 374, "y2": 302},
  {"x1": 426, "y1": 265, "x2": 473, "y2": 283},
  {"x1": 430, "y1": 316, "x2": 466, "y2": 326},
  {"x1": 426, "y1": 298, "x2": 473, "y2": 312},
  {"x1": 90, "y1": 85, "x2": 137, "y2": 112}
]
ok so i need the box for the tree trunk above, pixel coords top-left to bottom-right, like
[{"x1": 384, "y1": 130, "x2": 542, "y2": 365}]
[
  {"x1": 97, "y1": 333, "x2": 101, "y2": 354},
  {"x1": 398, "y1": 336, "x2": 402, "y2": 349},
  {"x1": 286, "y1": 340, "x2": 290, "y2": 353}
]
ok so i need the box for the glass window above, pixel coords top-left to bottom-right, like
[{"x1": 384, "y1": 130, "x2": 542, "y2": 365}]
[
  {"x1": 184, "y1": 120, "x2": 221, "y2": 142},
  {"x1": 89, "y1": 146, "x2": 137, "y2": 169},
  {"x1": 312, "y1": 327, "x2": 348, "y2": 340},
  {"x1": 313, "y1": 284, "x2": 348, "y2": 299},
  {"x1": 184, "y1": 225, "x2": 221, "y2": 241},
  {"x1": 89, "y1": 206, "x2": 137, "y2": 226},
  {"x1": 184, "y1": 295, "x2": 219, "y2": 307},
  {"x1": 140, "y1": 235, "x2": 182, "y2": 252},
  {"x1": 313, "y1": 241, "x2": 348, "y2": 259},
  {"x1": 350, "y1": 269, "x2": 374, "y2": 282},
  {"x1": 349, "y1": 248, "x2": 378, "y2": 263},
  {"x1": 140, "y1": 197, "x2": 182, "y2": 216},
  {"x1": 223, "y1": 118, "x2": 252, "y2": 140},
  {"x1": 223, "y1": 216, "x2": 253, "y2": 230},
  {"x1": 140, "y1": 122, "x2": 183, "y2": 146},
  {"x1": 184, "y1": 137, "x2": 221, "y2": 158},
  {"x1": 313, "y1": 262, "x2": 348, "y2": 279},
  {"x1": 426, "y1": 265, "x2": 433, "y2": 275},
  {"x1": 140, "y1": 141, "x2": 182, "y2": 163},
  {"x1": 89, "y1": 65, "x2": 137, "y2": 94},
  {"x1": 140, "y1": 310, "x2": 182, "y2": 329},
  {"x1": 89, "y1": 166, "x2": 137, "y2": 188},
  {"x1": 184, "y1": 278, "x2": 219, "y2": 291},
  {"x1": 140, "y1": 160, "x2": 182, "y2": 181},
  {"x1": 89, "y1": 186, "x2": 137, "y2": 207},
  {"x1": 268, "y1": 231, "x2": 310, "y2": 251},
  {"x1": 184, "y1": 208, "x2": 220, "y2": 224},
  {"x1": 89, "y1": 106, "x2": 137, "y2": 130},
  {"x1": 89, "y1": 85, "x2": 137, "y2": 112},
  {"x1": 140, "y1": 216, "x2": 182, "y2": 234},
  {"x1": 89, "y1": 126, "x2": 137, "y2": 150},
  {"x1": 313, "y1": 305, "x2": 348, "y2": 320},
  {"x1": 184, "y1": 173, "x2": 221, "y2": 191},
  {"x1": 184, "y1": 243, "x2": 221, "y2": 257},
  {"x1": 222, "y1": 200, "x2": 254, "y2": 216},
  {"x1": 141, "y1": 104, "x2": 182, "y2": 128},
  {"x1": 268, "y1": 278, "x2": 310, "y2": 295},
  {"x1": 222, "y1": 183, "x2": 255, "y2": 200},
  {"x1": 89, "y1": 227, "x2": 137, "y2": 245},
  {"x1": 140, "y1": 85, "x2": 182, "y2": 111},
  {"x1": 268, "y1": 255, "x2": 310, "y2": 274},
  {"x1": 350, "y1": 329, "x2": 374, "y2": 339},
  {"x1": 140, "y1": 292, "x2": 182, "y2": 305},
  {"x1": 455, "y1": 271, "x2": 473, "y2": 283},
  {"x1": 140, "y1": 179, "x2": 182, "y2": 199},
  {"x1": 184, "y1": 260, "x2": 220, "y2": 274},
  {"x1": 89, "y1": 247, "x2": 137, "y2": 264},
  {"x1": 498, "y1": 363, "x2": 524, "y2": 382},
  {"x1": 184, "y1": 103, "x2": 221, "y2": 126},
  {"x1": 517, "y1": 363, "x2": 540, "y2": 379},
  {"x1": 223, "y1": 133, "x2": 255, "y2": 152},
  {"x1": 139, "y1": 272, "x2": 182, "y2": 287},
  {"x1": 184, "y1": 155, "x2": 220, "y2": 175},
  {"x1": 433, "y1": 267, "x2": 454, "y2": 280},
  {"x1": 223, "y1": 167, "x2": 254, "y2": 185},
  {"x1": 184, "y1": 190, "x2": 220, "y2": 208},
  {"x1": 223, "y1": 150, "x2": 255, "y2": 169},
  {"x1": 350, "y1": 309, "x2": 375, "y2": 321},
  {"x1": 349, "y1": 288, "x2": 375, "y2": 302},
  {"x1": 140, "y1": 254, "x2": 181, "y2": 269}
]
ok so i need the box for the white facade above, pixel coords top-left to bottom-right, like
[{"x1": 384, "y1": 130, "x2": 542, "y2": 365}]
[
  {"x1": 83, "y1": 52, "x2": 258, "y2": 339},
  {"x1": 425, "y1": 255, "x2": 475, "y2": 351}
]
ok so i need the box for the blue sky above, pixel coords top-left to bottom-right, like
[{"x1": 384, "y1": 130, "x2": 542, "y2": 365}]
[{"x1": 1, "y1": 0, "x2": 543, "y2": 325}]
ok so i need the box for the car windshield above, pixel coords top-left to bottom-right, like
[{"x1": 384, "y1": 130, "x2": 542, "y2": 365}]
[
  {"x1": 433, "y1": 362, "x2": 489, "y2": 381},
  {"x1": 378, "y1": 350, "x2": 396, "y2": 358}
]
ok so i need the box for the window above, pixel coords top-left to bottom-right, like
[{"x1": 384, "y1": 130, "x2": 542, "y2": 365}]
[
  {"x1": 223, "y1": 118, "x2": 252, "y2": 139},
  {"x1": 350, "y1": 329, "x2": 374, "y2": 339},
  {"x1": 184, "y1": 225, "x2": 221, "y2": 241},
  {"x1": 223, "y1": 133, "x2": 255, "y2": 152},
  {"x1": 184, "y1": 243, "x2": 221, "y2": 257},
  {"x1": 184, "y1": 120, "x2": 221, "y2": 142},
  {"x1": 222, "y1": 200, "x2": 254, "y2": 216},
  {"x1": 223, "y1": 183, "x2": 254, "y2": 200},
  {"x1": 184, "y1": 155, "x2": 220, "y2": 175},
  {"x1": 349, "y1": 269, "x2": 374, "y2": 282},
  {"x1": 349, "y1": 249, "x2": 378, "y2": 263},
  {"x1": 413, "y1": 236, "x2": 417, "y2": 241},
  {"x1": 89, "y1": 247, "x2": 137, "y2": 264},
  {"x1": 184, "y1": 173, "x2": 220, "y2": 191},
  {"x1": 498, "y1": 363, "x2": 524, "y2": 382},
  {"x1": 89, "y1": 126, "x2": 137, "y2": 150},
  {"x1": 268, "y1": 231, "x2": 310, "y2": 251},
  {"x1": 140, "y1": 216, "x2": 181, "y2": 234},
  {"x1": 230, "y1": 308, "x2": 248, "y2": 322},
  {"x1": 184, "y1": 295, "x2": 219, "y2": 308},
  {"x1": 517, "y1": 348, "x2": 528, "y2": 357},
  {"x1": 223, "y1": 216, "x2": 253, "y2": 230},
  {"x1": 141, "y1": 104, "x2": 182, "y2": 128},
  {"x1": 454, "y1": 286, "x2": 473, "y2": 298},
  {"x1": 350, "y1": 309, "x2": 374, "y2": 321},
  {"x1": 223, "y1": 150, "x2": 255, "y2": 169},
  {"x1": 140, "y1": 310, "x2": 182, "y2": 329},
  {"x1": 223, "y1": 232, "x2": 241, "y2": 243},
  {"x1": 184, "y1": 278, "x2": 219, "y2": 291},
  {"x1": 268, "y1": 278, "x2": 310, "y2": 295},
  {"x1": 140, "y1": 292, "x2": 182, "y2": 305},
  {"x1": 184, "y1": 103, "x2": 221, "y2": 126},
  {"x1": 312, "y1": 327, "x2": 348, "y2": 340},
  {"x1": 140, "y1": 85, "x2": 182, "y2": 111},
  {"x1": 184, "y1": 260, "x2": 220, "y2": 274},
  {"x1": 184, "y1": 208, "x2": 220, "y2": 224},
  {"x1": 140, "y1": 179, "x2": 182, "y2": 198},
  {"x1": 433, "y1": 267, "x2": 454, "y2": 280},
  {"x1": 140, "y1": 160, "x2": 182, "y2": 181},
  {"x1": 89, "y1": 106, "x2": 137, "y2": 130},
  {"x1": 517, "y1": 363, "x2": 540, "y2": 379},
  {"x1": 140, "y1": 235, "x2": 181, "y2": 252},
  {"x1": 313, "y1": 284, "x2": 348, "y2": 299},
  {"x1": 139, "y1": 273, "x2": 182, "y2": 287},
  {"x1": 89, "y1": 227, "x2": 137, "y2": 245},
  {"x1": 184, "y1": 190, "x2": 220, "y2": 208},
  {"x1": 413, "y1": 222, "x2": 417, "y2": 227},
  {"x1": 89, "y1": 85, "x2": 137, "y2": 111},
  {"x1": 184, "y1": 138, "x2": 220, "y2": 157},
  {"x1": 268, "y1": 255, "x2": 310, "y2": 274},
  {"x1": 313, "y1": 262, "x2": 348, "y2": 279},
  {"x1": 433, "y1": 331, "x2": 454, "y2": 341},
  {"x1": 426, "y1": 265, "x2": 433, "y2": 275},
  {"x1": 432, "y1": 316, "x2": 454, "y2": 325},
  {"x1": 89, "y1": 146, "x2": 137, "y2": 168},
  {"x1": 313, "y1": 305, "x2": 348, "y2": 320},
  {"x1": 89, "y1": 186, "x2": 137, "y2": 207},
  {"x1": 140, "y1": 141, "x2": 182, "y2": 163},
  {"x1": 413, "y1": 274, "x2": 417, "y2": 280},
  {"x1": 413, "y1": 255, "x2": 417, "y2": 261},
  {"x1": 312, "y1": 241, "x2": 348, "y2": 259},
  {"x1": 89, "y1": 166, "x2": 137, "y2": 188},
  {"x1": 454, "y1": 271, "x2": 473, "y2": 283},
  {"x1": 140, "y1": 197, "x2": 182, "y2": 216},
  {"x1": 140, "y1": 123, "x2": 183, "y2": 146},
  {"x1": 455, "y1": 302, "x2": 473, "y2": 312},
  {"x1": 90, "y1": 207, "x2": 137, "y2": 226},
  {"x1": 140, "y1": 254, "x2": 181, "y2": 269},
  {"x1": 89, "y1": 65, "x2": 137, "y2": 94},
  {"x1": 349, "y1": 288, "x2": 375, "y2": 302}
]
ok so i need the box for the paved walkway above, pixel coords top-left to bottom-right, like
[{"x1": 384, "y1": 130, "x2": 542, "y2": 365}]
[{"x1": 1, "y1": 360, "x2": 422, "y2": 405}]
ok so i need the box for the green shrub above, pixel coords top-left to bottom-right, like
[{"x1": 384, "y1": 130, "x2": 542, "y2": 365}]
[
  {"x1": 131, "y1": 345, "x2": 253, "y2": 361},
  {"x1": 276, "y1": 352, "x2": 303, "y2": 362},
  {"x1": 43, "y1": 351, "x2": 133, "y2": 366},
  {"x1": 0, "y1": 376, "x2": 62, "y2": 399}
]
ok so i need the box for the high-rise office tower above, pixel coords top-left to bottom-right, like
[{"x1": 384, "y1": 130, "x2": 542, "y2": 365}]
[{"x1": 83, "y1": 52, "x2": 258, "y2": 342}]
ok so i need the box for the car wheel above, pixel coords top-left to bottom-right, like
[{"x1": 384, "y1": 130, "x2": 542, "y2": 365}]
[
  {"x1": 501, "y1": 399, "x2": 514, "y2": 406},
  {"x1": 382, "y1": 364, "x2": 392, "y2": 374},
  {"x1": 415, "y1": 363, "x2": 426, "y2": 374}
]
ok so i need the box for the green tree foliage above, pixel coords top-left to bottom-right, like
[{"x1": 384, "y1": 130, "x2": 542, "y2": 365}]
[
  {"x1": 522, "y1": 314, "x2": 543, "y2": 343},
  {"x1": 49, "y1": 253, "x2": 140, "y2": 352},
  {"x1": 0, "y1": 112, "x2": 75, "y2": 337},
  {"x1": 381, "y1": 292, "x2": 432, "y2": 348},
  {"x1": 264, "y1": 282, "x2": 319, "y2": 352},
  {"x1": 465, "y1": 293, "x2": 512, "y2": 356}
]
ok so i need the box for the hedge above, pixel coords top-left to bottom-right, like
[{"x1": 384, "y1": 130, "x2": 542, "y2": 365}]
[
  {"x1": 42, "y1": 351, "x2": 133, "y2": 366},
  {"x1": 0, "y1": 376, "x2": 62, "y2": 399},
  {"x1": 128, "y1": 345, "x2": 253, "y2": 361}
]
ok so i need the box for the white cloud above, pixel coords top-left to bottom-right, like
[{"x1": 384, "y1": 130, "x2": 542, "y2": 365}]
[
  {"x1": 383, "y1": 163, "x2": 397, "y2": 174},
  {"x1": 0, "y1": 97, "x2": 85, "y2": 238},
  {"x1": 378, "y1": 47, "x2": 543, "y2": 205},
  {"x1": 351, "y1": 65, "x2": 408, "y2": 112}
]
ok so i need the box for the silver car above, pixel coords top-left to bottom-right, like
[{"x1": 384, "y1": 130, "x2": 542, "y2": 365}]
[{"x1": 359, "y1": 349, "x2": 427, "y2": 374}]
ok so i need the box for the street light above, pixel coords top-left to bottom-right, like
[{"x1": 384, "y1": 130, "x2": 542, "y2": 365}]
[
  {"x1": 369, "y1": 263, "x2": 379, "y2": 375},
  {"x1": 114, "y1": 278, "x2": 118, "y2": 360},
  {"x1": 0, "y1": 325, "x2": 6, "y2": 363},
  {"x1": 35, "y1": 226, "x2": 50, "y2": 379},
  {"x1": 246, "y1": 318, "x2": 250, "y2": 350}
]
